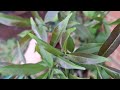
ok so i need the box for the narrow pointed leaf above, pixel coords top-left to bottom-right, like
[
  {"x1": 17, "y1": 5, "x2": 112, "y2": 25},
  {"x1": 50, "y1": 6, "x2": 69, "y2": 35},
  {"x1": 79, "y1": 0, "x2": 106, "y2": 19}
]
[
  {"x1": 53, "y1": 69, "x2": 68, "y2": 79},
  {"x1": 28, "y1": 33, "x2": 63, "y2": 56},
  {"x1": 60, "y1": 27, "x2": 76, "y2": 52},
  {"x1": 17, "y1": 41, "x2": 26, "y2": 64},
  {"x1": 109, "y1": 19, "x2": 120, "y2": 25},
  {"x1": 31, "y1": 11, "x2": 43, "y2": 23},
  {"x1": 30, "y1": 17, "x2": 41, "y2": 39},
  {"x1": 44, "y1": 11, "x2": 59, "y2": 23},
  {"x1": 0, "y1": 63, "x2": 48, "y2": 76},
  {"x1": 57, "y1": 56, "x2": 86, "y2": 70},
  {"x1": 96, "y1": 65, "x2": 103, "y2": 79},
  {"x1": 98, "y1": 24, "x2": 120, "y2": 57},
  {"x1": 35, "y1": 18, "x2": 48, "y2": 42},
  {"x1": 99, "y1": 65, "x2": 120, "y2": 79},
  {"x1": 18, "y1": 30, "x2": 31, "y2": 38},
  {"x1": 75, "y1": 43, "x2": 103, "y2": 54},
  {"x1": 66, "y1": 36, "x2": 75, "y2": 52},
  {"x1": 39, "y1": 48, "x2": 53, "y2": 68},
  {"x1": 50, "y1": 13, "x2": 72, "y2": 47},
  {"x1": 0, "y1": 13, "x2": 30, "y2": 27},
  {"x1": 65, "y1": 52, "x2": 109, "y2": 64},
  {"x1": 36, "y1": 72, "x2": 48, "y2": 79}
]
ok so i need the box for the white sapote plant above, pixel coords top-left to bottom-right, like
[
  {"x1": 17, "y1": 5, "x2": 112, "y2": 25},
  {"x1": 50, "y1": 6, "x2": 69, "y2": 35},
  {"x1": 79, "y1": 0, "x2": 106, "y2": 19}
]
[{"x1": 0, "y1": 11, "x2": 120, "y2": 79}]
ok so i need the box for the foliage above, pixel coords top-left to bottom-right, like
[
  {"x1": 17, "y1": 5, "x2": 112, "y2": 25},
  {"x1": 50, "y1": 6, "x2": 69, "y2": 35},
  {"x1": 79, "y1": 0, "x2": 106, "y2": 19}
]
[{"x1": 0, "y1": 11, "x2": 120, "y2": 79}]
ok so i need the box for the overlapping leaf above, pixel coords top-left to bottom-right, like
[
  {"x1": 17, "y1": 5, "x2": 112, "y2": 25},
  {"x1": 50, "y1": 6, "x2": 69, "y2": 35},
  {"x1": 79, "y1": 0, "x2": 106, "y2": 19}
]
[
  {"x1": 50, "y1": 13, "x2": 72, "y2": 47},
  {"x1": 28, "y1": 33, "x2": 63, "y2": 56},
  {"x1": 99, "y1": 65, "x2": 120, "y2": 79},
  {"x1": 60, "y1": 27, "x2": 76, "y2": 52},
  {"x1": 57, "y1": 56, "x2": 86, "y2": 70},
  {"x1": 65, "y1": 52, "x2": 109, "y2": 65},
  {"x1": 75, "y1": 43, "x2": 102, "y2": 54}
]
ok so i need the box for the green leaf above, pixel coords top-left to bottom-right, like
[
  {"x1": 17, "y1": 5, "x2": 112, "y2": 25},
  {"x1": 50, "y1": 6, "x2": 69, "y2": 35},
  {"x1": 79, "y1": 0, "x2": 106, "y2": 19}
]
[
  {"x1": 53, "y1": 69, "x2": 68, "y2": 79},
  {"x1": 0, "y1": 62, "x2": 12, "y2": 68},
  {"x1": 83, "y1": 11, "x2": 96, "y2": 19},
  {"x1": 90, "y1": 22, "x2": 101, "y2": 35},
  {"x1": 103, "y1": 19, "x2": 111, "y2": 36},
  {"x1": 96, "y1": 65, "x2": 103, "y2": 79},
  {"x1": 28, "y1": 33, "x2": 63, "y2": 56},
  {"x1": 99, "y1": 65, "x2": 120, "y2": 79},
  {"x1": 36, "y1": 72, "x2": 49, "y2": 79},
  {"x1": 35, "y1": 18, "x2": 48, "y2": 42},
  {"x1": 83, "y1": 11, "x2": 105, "y2": 21},
  {"x1": 30, "y1": 17, "x2": 41, "y2": 39},
  {"x1": 60, "y1": 27, "x2": 76, "y2": 52},
  {"x1": 67, "y1": 21, "x2": 80, "y2": 28},
  {"x1": 30, "y1": 17, "x2": 48, "y2": 42},
  {"x1": 44, "y1": 11, "x2": 59, "y2": 23},
  {"x1": 98, "y1": 24, "x2": 120, "y2": 57},
  {"x1": 0, "y1": 63, "x2": 48, "y2": 75},
  {"x1": 95, "y1": 31, "x2": 108, "y2": 43},
  {"x1": 31, "y1": 11, "x2": 44, "y2": 23},
  {"x1": 109, "y1": 19, "x2": 120, "y2": 25},
  {"x1": 17, "y1": 41, "x2": 26, "y2": 64},
  {"x1": 39, "y1": 48, "x2": 53, "y2": 68},
  {"x1": 79, "y1": 64, "x2": 96, "y2": 70},
  {"x1": 76, "y1": 25, "x2": 93, "y2": 42},
  {"x1": 49, "y1": 69, "x2": 54, "y2": 79},
  {"x1": 19, "y1": 34, "x2": 30, "y2": 46},
  {"x1": 75, "y1": 43, "x2": 103, "y2": 54},
  {"x1": 50, "y1": 13, "x2": 73, "y2": 47},
  {"x1": 18, "y1": 30, "x2": 31, "y2": 38},
  {"x1": 65, "y1": 52, "x2": 109, "y2": 65},
  {"x1": 66, "y1": 36, "x2": 75, "y2": 52},
  {"x1": 57, "y1": 56, "x2": 86, "y2": 70},
  {"x1": 0, "y1": 13, "x2": 30, "y2": 27}
]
